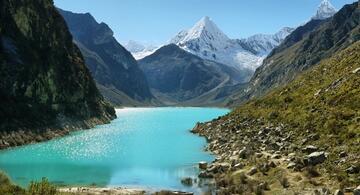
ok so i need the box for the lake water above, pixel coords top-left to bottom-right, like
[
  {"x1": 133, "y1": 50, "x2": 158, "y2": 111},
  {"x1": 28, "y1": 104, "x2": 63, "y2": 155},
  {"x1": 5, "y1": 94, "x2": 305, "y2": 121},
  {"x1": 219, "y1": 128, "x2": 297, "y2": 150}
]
[{"x1": 0, "y1": 107, "x2": 228, "y2": 192}]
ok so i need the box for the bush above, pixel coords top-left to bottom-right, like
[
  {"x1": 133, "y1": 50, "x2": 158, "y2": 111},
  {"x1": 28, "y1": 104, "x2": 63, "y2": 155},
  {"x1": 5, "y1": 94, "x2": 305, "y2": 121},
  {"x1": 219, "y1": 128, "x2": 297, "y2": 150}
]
[
  {"x1": 0, "y1": 172, "x2": 11, "y2": 185},
  {"x1": 27, "y1": 178, "x2": 57, "y2": 195},
  {"x1": 0, "y1": 172, "x2": 26, "y2": 195},
  {"x1": 304, "y1": 166, "x2": 320, "y2": 178},
  {"x1": 279, "y1": 175, "x2": 290, "y2": 188}
]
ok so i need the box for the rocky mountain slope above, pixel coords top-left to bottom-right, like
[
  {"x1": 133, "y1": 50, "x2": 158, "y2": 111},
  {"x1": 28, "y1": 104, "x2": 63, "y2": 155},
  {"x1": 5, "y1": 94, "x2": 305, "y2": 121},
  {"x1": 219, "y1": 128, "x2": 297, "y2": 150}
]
[
  {"x1": 0, "y1": 0, "x2": 116, "y2": 149},
  {"x1": 192, "y1": 39, "x2": 360, "y2": 195},
  {"x1": 58, "y1": 9, "x2": 155, "y2": 106},
  {"x1": 228, "y1": 1, "x2": 360, "y2": 106},
  {"x1": 138, "y1": 44, "x2": 243, "y2": 104},
  {"x1": 170, "y1": 16, "x2": 293, "y2": 81}
]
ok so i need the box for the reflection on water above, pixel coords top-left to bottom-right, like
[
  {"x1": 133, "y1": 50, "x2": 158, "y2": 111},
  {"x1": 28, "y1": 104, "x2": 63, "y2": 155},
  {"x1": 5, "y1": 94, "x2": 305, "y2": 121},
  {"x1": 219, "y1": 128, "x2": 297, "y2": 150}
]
[{"x1": 0, "y1": 107, "x2": 228, "y2": 192}]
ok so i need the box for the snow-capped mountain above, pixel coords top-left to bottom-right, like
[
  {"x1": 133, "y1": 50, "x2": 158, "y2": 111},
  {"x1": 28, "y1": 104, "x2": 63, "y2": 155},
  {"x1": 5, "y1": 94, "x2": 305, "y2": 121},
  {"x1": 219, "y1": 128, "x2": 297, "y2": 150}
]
[
  {"x1": 170, "y1": 16, "x2": 293, "y2": 73},
  {"x1": 124, "y1": 40, "x2": 158, "y2": 60},
  {"x1": 171, "y1": 16, "x2": 230, "y2": 53},
  {"x1": 312, "y1": 0, "x2": 337, "y2": 20},
  {"x1": 239, "y1": 27, "x2": 294, "y2": 56}
]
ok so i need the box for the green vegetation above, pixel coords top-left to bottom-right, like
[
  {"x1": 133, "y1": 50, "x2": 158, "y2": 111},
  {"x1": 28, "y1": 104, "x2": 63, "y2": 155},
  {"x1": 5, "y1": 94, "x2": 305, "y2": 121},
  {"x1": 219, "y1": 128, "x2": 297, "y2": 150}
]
[
  {"x1": 193, "y1": 41, "x2": 360, "y2": 194},
  {"x1": 0, "y1": 172, "x2": 65, "y2": 195},
  {"x1": 231, "y1": 41, "x2": 360, "y2": 186}
]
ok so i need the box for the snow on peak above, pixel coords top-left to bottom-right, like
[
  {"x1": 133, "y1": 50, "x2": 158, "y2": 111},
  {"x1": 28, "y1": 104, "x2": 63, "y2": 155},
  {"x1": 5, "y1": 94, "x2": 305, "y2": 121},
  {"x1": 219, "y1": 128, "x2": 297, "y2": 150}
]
[
  {"x1": 125, "y1": 40, "x2": 146, "y2": 53},
  {"x1": 169, "y1": 16, "x2": 293, "y2": 73},
  {"x1": 241, "y1": 27, "x2": 294, "y2": 56},
  {"x1": 170, "y1": 16, "x2": 229, "y2": 45},
  {"x1": 274, "y1": 27, "x2": 294, "y2": 40},
  {"x1": 124, "y1": 40, "x2": 159, "y2": 60},
  {"x1": 312, "y1": 0, "x2": 337, "y2": 20}
]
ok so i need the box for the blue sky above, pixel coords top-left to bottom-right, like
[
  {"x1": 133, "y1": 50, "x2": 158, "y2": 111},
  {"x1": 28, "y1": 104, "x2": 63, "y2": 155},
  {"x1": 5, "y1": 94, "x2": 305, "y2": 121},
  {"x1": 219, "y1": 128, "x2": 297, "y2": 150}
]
[{"x1": 54, "y1": 0, "x2": 356, "y2": 45}]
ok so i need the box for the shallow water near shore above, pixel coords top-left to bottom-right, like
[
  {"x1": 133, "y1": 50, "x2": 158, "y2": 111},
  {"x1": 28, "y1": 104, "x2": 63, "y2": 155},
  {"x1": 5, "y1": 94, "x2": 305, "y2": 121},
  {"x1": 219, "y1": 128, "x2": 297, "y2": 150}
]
[{"x1": 0, "y1": 107, "x2": 228, "y2": 192}]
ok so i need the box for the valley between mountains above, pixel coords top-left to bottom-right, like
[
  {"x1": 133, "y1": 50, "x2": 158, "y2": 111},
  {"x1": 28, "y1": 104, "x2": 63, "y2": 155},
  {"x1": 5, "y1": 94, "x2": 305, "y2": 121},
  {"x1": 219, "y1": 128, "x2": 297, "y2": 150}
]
[{"x1": 0, "y1": 0, "x2": 359, "y2": 194}]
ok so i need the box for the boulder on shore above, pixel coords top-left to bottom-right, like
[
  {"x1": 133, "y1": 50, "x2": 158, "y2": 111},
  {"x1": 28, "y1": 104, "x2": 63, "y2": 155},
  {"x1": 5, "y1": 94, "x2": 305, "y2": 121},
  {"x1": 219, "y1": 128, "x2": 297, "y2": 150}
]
[
  {"x1": 199, "y1": 161, "x2": 208, "y2": 170},
  {"x1": 307, "y1": 152, "x2": 326, "y2": 165}
]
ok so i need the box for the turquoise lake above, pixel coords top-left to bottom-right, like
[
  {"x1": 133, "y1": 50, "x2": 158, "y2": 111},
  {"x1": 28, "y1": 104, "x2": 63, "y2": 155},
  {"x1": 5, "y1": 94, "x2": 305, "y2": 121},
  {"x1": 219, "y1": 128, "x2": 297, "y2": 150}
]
[{"x1": 0, "y1": 107, "x2": 228, "y2": 192}]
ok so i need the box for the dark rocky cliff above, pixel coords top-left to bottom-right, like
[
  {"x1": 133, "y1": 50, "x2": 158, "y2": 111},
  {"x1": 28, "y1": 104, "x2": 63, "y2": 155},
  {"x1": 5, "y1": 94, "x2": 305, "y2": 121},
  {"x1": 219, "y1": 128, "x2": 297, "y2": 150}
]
[{"x1": 0, "y1": 0, "x2": 116, "y2": 149}]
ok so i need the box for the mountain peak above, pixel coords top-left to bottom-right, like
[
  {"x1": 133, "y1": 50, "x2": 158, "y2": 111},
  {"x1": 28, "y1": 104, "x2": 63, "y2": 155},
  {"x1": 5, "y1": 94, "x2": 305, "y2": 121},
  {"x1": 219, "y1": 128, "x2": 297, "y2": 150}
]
[
  {"x1": 190, "y1": 16, "x2": 229, "y2": 40},
  {"x1": 170, "y1": 16, "x2": 229, "y2": 45},
  {"x1": 195, "y1": 16, "x2": 212, "y2": 28},
  {"x1": 312, "y1": 0, "x2": 337, "y2": 20}
]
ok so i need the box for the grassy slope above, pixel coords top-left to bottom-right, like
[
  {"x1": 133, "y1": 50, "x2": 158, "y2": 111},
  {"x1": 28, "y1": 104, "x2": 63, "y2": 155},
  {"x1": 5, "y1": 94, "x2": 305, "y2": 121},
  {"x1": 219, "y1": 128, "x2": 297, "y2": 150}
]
[
  {"x1": 234, "y1": 41, "x2": 359, "y2": 154},
  {"x1": 192, "y1": 41, "x2": 360, "y2": 194},
  {"x1": 231, "y1": 41, "x2": 360, "y2": 185}
]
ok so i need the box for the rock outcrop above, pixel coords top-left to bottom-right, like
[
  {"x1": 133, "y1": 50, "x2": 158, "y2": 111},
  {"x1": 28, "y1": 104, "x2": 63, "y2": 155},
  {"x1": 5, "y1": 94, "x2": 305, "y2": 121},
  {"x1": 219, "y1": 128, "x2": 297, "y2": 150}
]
[{"x1": 0, "y1": 0, "x2": 116, "y2": 149}]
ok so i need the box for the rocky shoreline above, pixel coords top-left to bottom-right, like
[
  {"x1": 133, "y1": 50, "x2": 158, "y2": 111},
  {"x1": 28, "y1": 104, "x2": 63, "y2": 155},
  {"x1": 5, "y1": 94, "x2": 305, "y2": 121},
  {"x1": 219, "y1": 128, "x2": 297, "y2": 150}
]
[
  {"x1": 191, "y1": 115, "x2": 360, "y2": 195},
  {"x1": 59, "y1": 187, "x2": 146, "y2": 195},
  {"x1": 59, "y1": 187, "x2": 199, "y2": 195},
  {"x1": 0, "y1": 116, "x2": 115, "y2": 150}
]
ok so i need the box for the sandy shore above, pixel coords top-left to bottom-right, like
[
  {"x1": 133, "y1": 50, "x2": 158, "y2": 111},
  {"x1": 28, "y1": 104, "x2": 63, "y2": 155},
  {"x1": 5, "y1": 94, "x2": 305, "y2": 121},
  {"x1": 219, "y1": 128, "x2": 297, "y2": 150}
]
[{"x1": 59, "y1": 187, "x2": 146, "y2": 195}]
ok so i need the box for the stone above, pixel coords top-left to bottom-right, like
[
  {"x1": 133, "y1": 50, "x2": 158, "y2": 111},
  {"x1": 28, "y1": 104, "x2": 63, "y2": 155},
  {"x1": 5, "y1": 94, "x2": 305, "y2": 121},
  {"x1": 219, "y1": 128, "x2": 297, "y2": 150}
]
[
  {"x1": 229, "y1": 155, "x2": 239, "y2": 164},
  {"x1": 352, "y1": 67, "x2": 360, "y2": 74},
  {"x1": 180, "y1": 177, "x2": 193, "y2": 186},
  {"x1": 198, "y1": 171, "x2": 213, "y2": 178},
  {"x1": 334, "y1": 189, "x2": 344, "y2": 195},
  {"x1": 218, "y1": 163, "x2": 231, "y2": 172},
  {"x1": 198, "y1": 161, "x2": 208, "y2": 170},
  {"x1": 156, "y1": 190, "x2": 194, "y2": 195},
  {"x1": 308, "y1": 133, "x2": 320, "y2": 141},
  {"x1": 233, "y1": 163, "x2": 244, "y2": 170},
  {"x1": 288, "y1": 152, "x2": 296, "y2": 157},
  {"x1": 271, "y1": 154, "x2": 281, "y2": 159},
  {"x1": 239, "y1": 147, "x2": 248, "y2": 159},
  {"x1": 339, "y1": 151, "x2": 347, "y2": 158},
  {"x1": 258, "y1": 182, "x2": 270, "y2": 191},
  {"x1": 207, "y1": 162, "x2": 230, "y2": 174},
  {"x1": 346, "y1": 165, "x2": 360, "y2": 174},
  {"x1": 268, "y1": 161, "x2": 277, "y2": 168},
  {"x1": 345, "y1": 187, "x2": 354, "y2": 193},
  {"x1": 308, "y1": 152, "x2": 326, "y2": 165},
  {"x1": 354, "y1": 187, "x2": 360, "y2": 195},
  {"x1": 313, "y1": 188, "x2": 330, "y2": 195},
  {"x1": 287, "y1": 162, "x2": 296, "y2": 169},
  {"x1": 302, "y1": 145, "x2": 318, "y2": 154},
  {"x1": 247, "y1": 167, "x2": 257, "y2": 176}
]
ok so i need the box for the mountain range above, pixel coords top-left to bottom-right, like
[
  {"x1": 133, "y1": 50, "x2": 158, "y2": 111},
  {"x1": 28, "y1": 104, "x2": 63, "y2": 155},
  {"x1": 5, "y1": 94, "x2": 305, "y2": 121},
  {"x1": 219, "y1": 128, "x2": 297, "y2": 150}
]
[
  {"x1": 138, "y1": 44, "x2": 243, "y2": 104},
  {"x1": 125, "y1": 0, "x2": 342, "y2": 106},
  {"x1": 58, "y1": 9, "x2": 156, "y2": 106},
  {"x1": 1, "y1": 0, "x2": 359, "y2": 193},
  {"x1": 228, "y1": 0, "x2": 359, "y2": 105},
  {"x1": 169, "y1": 16, "x2": 293, "y2": 81}
]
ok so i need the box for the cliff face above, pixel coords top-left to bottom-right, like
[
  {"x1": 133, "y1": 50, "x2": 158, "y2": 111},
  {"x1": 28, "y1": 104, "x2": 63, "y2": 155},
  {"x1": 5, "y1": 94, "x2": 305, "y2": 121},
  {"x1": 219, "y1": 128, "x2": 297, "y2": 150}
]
[
  {"x1": 58, "y1": 9, "x2": 155, "y2": 106},
  {"x1": 0, "y1": 0, "x2": 116, "y2": 148}
]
